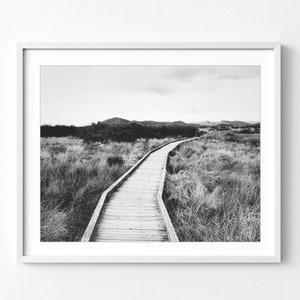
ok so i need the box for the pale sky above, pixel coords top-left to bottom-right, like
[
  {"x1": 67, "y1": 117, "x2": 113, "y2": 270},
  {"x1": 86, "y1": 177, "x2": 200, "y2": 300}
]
[{"x1": 41, "y1": 65, "x2": 260, "y2": 126}]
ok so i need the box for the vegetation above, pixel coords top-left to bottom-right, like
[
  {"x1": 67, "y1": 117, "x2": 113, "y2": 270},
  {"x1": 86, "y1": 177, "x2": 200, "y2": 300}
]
[
  {"x1": 41, "y1": 137, "x2": 174, "y2": 241},
  {"x1": 41, "y1": 119, "x2": 261, "y2": 243},
  {"x1": 163, "y1": 130, "x2": 260, "y2": 242},
  {"x1": 41, "y1": 118, "x2": 198, "y2": 143}
]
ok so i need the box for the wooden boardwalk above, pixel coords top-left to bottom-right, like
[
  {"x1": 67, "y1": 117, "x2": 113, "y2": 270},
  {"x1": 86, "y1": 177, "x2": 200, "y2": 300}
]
[{"x1": 81, "y1": 138, "x2": 196, "y2": 242}]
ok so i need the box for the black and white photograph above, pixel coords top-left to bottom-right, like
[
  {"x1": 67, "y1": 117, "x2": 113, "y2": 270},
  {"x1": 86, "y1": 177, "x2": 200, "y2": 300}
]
[
  {"x1": 3, "y1": 0, "x2": 294, "y2": 294},
  {"x1": 40, "y1": 65, "x2": 261, "y2": 243}
]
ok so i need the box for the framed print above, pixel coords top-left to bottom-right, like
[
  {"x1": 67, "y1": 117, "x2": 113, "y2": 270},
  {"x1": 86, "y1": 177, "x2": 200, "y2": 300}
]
[{"x1": 18, "y1": 42, "x2": 281, "y2": 263}]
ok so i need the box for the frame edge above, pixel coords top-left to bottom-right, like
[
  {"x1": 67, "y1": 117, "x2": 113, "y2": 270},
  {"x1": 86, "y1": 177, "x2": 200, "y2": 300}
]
[
  {"x1": 274, "y1": 43, "x2": 281, "y2": 263},
  {"x1": 17, "y1": 43, "x2": 24, "y2": 262},
  {"x1": 18, "y1": 42, "x2": 281, "y2": 263}
]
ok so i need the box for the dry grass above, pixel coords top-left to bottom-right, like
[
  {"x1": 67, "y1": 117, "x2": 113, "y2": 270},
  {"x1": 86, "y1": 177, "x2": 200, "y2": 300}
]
[
  {"x1": 163, "y1": 133, "x2": 260, "y2": 242},
  {"x1": 41, "y1": 137, "x2": 173, "y2": 241}
]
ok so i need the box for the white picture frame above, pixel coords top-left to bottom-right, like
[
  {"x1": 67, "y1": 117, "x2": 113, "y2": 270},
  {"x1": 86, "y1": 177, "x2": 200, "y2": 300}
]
[{"x1": 18, "y1": 42, "x2": 281, "y2": 263}]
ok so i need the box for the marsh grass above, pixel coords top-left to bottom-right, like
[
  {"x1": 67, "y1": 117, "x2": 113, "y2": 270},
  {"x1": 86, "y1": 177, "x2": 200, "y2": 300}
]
[
  {"x1": 164, "y1": 132, "x2": 260, "y2": 242},
  {"x1": 41, "y1": 137, "x2": 173, "y2": 241}
]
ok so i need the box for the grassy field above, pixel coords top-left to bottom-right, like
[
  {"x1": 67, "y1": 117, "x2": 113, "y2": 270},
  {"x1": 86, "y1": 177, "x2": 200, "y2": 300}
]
[
  {"x1": 41, "y1": 137, "x2": 173, "y2": 241},
  {"x1": 41, "y1": 128, "x2": 260, "y2": 242},
  {"x1": 163, "y1": 131, "x2": 260, "y2": 242}
]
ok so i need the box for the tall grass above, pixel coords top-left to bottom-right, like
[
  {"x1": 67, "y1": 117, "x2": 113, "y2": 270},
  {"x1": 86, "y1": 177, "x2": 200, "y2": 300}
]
[
  {"x1": 41, "y1": 137, "x2": 173, "y2": 241},
  {"x1": 163, "y1": 133, "x2": 260, "y2": 242}
]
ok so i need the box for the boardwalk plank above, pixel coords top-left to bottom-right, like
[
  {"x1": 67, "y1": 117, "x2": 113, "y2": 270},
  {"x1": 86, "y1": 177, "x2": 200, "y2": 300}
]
[
  {"x1": 98, "y1": 215, "x2": 164, "y2": 221},
  {"x1": 95, "y1": 239, "x2": 167, "y2": 242},
  {"x1": 95, "y1": 233, "x2": 168, "y2": 241},
  {"x1": 98, "y1": 229, "x2": 167, "y2": 235},
  {"x1": 108, "y1": 195, "x2": 156, "y2": 201},
  {"x1": 104, "y1": 203, "x2": 158, "y2": 208},
  {"x1": 99, "y1": 223, "x2": 165, "y2": 231},
  {"x1": 103, "y1": 207, "x2": 160, "y2": 212},
  {"x1": 102, "y1": 211, "x2": 161, "y2": 217}
]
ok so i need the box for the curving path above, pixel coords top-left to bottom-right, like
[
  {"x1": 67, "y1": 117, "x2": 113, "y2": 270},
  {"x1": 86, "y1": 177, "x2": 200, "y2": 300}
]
[{"x1": 82, "y1": 138, "x2": 196, "y2": 242}]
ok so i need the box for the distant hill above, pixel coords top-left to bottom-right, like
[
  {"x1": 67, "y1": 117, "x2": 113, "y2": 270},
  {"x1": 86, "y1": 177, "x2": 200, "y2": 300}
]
[
  {"x1": 219, "y1": 120, "x2": 251, "y2": 127},
  {"x1": 102, "y1": 117, "x2": 131, "y2": 126},
  {"x1": 102, "y1": 118, "x2": 253, "y2": 128},
  {"x1": 101, "y1": 118, "x2": 189, "y2": 127},
  {"x1": 139, "y1": 120, "x2": 188, "y2": 127},
  {"x1": 171, "y1": 121, "x2": 188, "y2": 126},
  {"x1": 194, "y1": 120, "x2": 253, "y2": 127}
]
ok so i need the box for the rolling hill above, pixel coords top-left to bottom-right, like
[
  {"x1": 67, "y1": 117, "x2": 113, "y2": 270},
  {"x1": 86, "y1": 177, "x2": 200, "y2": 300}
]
[{"x1": 102, "y1": 117, "x2": 131, "y2": 126}]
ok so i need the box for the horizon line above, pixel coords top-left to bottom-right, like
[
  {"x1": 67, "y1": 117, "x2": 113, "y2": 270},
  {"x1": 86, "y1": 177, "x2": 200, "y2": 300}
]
[{"x1": 41, "y1": 117, "x2": 261, "y2": 127}]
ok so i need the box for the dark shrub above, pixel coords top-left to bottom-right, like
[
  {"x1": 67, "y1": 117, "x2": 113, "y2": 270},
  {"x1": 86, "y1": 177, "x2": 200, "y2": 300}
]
[
  {"x1": 168, "y1": 150, "x2": 176, "y2": 157},
  {"x1": 107, "y1": 156, "x2": 124, "y2": 166},
  {"x1": 42, "y1": 121, "x2": 198, "y2": 143}
]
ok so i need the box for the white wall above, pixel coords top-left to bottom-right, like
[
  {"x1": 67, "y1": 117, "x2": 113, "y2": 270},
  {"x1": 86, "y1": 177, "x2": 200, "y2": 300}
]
[{"x1": 0, "y1": 0, "x2": 299, "y2": 299}]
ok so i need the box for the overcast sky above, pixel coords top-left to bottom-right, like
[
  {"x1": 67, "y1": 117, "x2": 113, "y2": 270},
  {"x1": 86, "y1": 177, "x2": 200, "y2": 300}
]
[{"x1": 41, "y1": 65, "x2": 260, "y2": 126}]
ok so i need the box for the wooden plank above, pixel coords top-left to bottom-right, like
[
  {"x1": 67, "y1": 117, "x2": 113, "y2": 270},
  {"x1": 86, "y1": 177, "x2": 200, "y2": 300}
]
[
  {"x1": 108, "y1": 194, "x2": 156, "y2": 200},
  {"x1": 131, "y1": 168, "x2": 161, "y2": 172},
  {"x1": 105, "y1": 202, "x2": 158, "y2": 207},
  {"x1": 125, "y1": 184, "x2": 159, "y2": 188},
  {"x1": 95, "y1": 239, "x2": 168, "y2": 243},
  {"x1": 104, "y1": 202, "x2": 158, "y2": 207},
  {"x1": 117, "y1": 187, "x2": 157, "y2": 192},
  {"x1": 116, "y1": 188, "x2": 157, "y2": 192},
  {"x1": 97, "y1": 217, "x2": 165, "y2": 227},
  {"x1": 96, "y1": 236, "x2": 168, "y2": 242},
  {"x1": 104, "y1": 203, "x2": 158, "y2": 207},
  {"x1": 96, "y1": 233, "x2": 168, "y2": 241},
  {"x1": 99, "y1": 215, "x2": 164, "y2": 221},
  {"x1": 137, "y1": 165, "x2": 164, "y2": 168},
  {"x1": 121, "y1": 180, "x2": 160, "y2": 186},
  {"x1": 105, "y1": 206, "x2": 158, "y2": 210},
  {"x1": 106, "y1": 203, "x2": 157, "y2": 208},
  {"x1": 132, "y1": 169, "x2": 162, "y2": 173},
  {"x1": 99, "y1": 223, "x2": 165, "y2": 231},
  {"x1": 97, "y1": 229, "x2": 167, "y2": 235},
  {"x1": 102, "y1": 211, "x2": 161, "y2": 217},
  {"x1": 103, "y1": 206, "x2": 160, "y2": 212},
  {"x1": 126, "y1": 168, "x2": 162, "y2": 171},
  {"x1": 99, "y1": 225, "x2": 165, "y2": 231},
  {"x1": 110, "y1": 196, "x2": 156, "y2": 202},
  {"x1": 103, "y1": 207, "x2": 159, "y2": 212},
  {"x1": 125, "y1": 178, "x2": 160, "y2": 182},
  {"x1": 103, "y1": 208, "x2": 160, "y2": 214},
  {"x1": 108, "y1": 198, "x2": 155, "y2": 203},
  {"x1": 103, "y1": 207, "x2": 160, "y2": 212},
  {"x1": 109, "y1": 192, "x2": 156, "y2": 197},
  {"x1": 106, "y1": 199, "x2": 157, "y2": 204},
  {"x1": 121, "y1": 179, "x2": 160, "y2": 183},
  {"x1": 106, "y1": 199, "x2": 158, "y2": 204},
  {"x1": 127, "y1": 174, "x2": 160, "y2": 178},
  {"x1": 99, "y1": 219, "x2": 164, "y2": 225},
  {"x1": 117, "y1": 186, "x2": 158, "y2": 192},
  {"x1": 115, "y1": 189, "x2": 157, "y2": 194}
]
